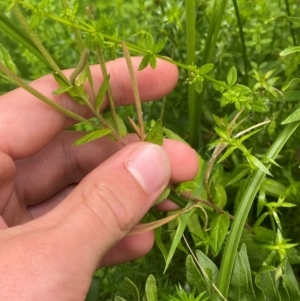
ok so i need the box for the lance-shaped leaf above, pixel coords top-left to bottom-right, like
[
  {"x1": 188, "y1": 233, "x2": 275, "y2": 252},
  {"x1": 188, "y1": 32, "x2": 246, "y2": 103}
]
[
  {"x1": 123, "y1": 278, "x2": 140, "y2": 301},
  {"x1": 153, "y1": 37, "x2": 167, "y2": 53},
  {"x1": 247, "y1": 155, "x2": 273, "y2": 176},
  {"x1": 0, "y1": 43, "x2": 17, "y2": 73},
  {"x1": 95, "y1": 74, "x2": 110, "y2": 111},
  {"x1": 164, "y1": 207, "x2": 195, "y2": 273},
  {"x1": 227, "y1": 66, "x2": 237, "y2": 87},
  {"x1": 209, "y1": 213, "x2": 230, "y2": 256},
  {"x1": 138, "y1": 55, "x2": 150, "y2": 71},
  {"x1": 198, "y1": 63, "x2": 214, "y2": 75},
  {"x1": 282, "y1": 107, "x2": 300, "y2": 124},
  {"x1": 280, "y1": 46, "x2": 300, "y2": 56},
  {"x1": 73, "y1": 129, "x2": 111, "y2": 146},
  {"x1": 145, "y1": 275, "x2": 158, "y2": 301}
]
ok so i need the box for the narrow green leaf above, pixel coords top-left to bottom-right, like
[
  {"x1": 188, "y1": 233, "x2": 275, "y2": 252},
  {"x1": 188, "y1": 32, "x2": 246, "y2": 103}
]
[
  {"x1": 280, "y1": 46, "x2": 300, "y2": 56},
  {"x1": 145, "y1": 275, "x2": 158, "y2": 301},
  {"x1": 198, "y1": 63, "x2": 214, "y2": 75},
  {"x1": 195, "y1": 80, "x2": 203, "y2": 94},
  {"x1": 209, "y1": 213, "x2": 230, "y2": 256},
  {"x1": 52, "y1": 71, "x2": 70, "y2": 86},
  {"x1": 145, "y1": 120, "x2": 163, "y2": 145},
  {"x1": 73, "y1": 129, "x2": 111, "y2": 146},
  {"x1": 153, "y1": 37, "x2": 167, "y2": 53},
  {"x1": 164, "y1": 208, "x2": 194, "y2": 273},
  {"x1": 103, "y1": 111, "x2": 127, "y2": 138},
  {"x1": 163, "y1": 127, "x2": 187, "y2": 144},
  {"x1": 186, "y1": 255, "x2": 210, "y2": 297},
  {"x1": 214, "y1": 127, "x2": 230, "y2": 141},
  {"x1": 138, "y1": 55, "x2": 150, "y2": 71},
  {"x1": 144, "y1": 32, "x2": 155, "y2": 50},
  {"x1": 227, "y1": 66, "x2": 237, "y2": 87},
  {"x1": 149, "y1": 54, "x2": 157, "y2": 69},
  {"x1": 52, "y1": 85, "x2": 73, "y2": 95},
  {"x1": 217, "y1": 146, "x2": 237, "y2": 164},
  {"x1": 154, "y1": 187, "x2": 170, "y2": 205},
  {"x1": 95, "y1": 74, "x2": 110, "y2": 111},
  {"x1": 226, "y1": 167, "x2": 250, "y2": 186},
  {"x1": 239, "y1": 128, "x2": 263, "y2": 143},
  {"x1": 248, "y1": 155, "x2": 273, "y2": 176},
  {"x1": 154, "y1": 227, "x2": 168, "y2": 262},
  {"x1": 123, "y1": 278, "x2": 140, "y2": 301},
  {"x1": 282, "y1": 108, "x2": 300, "y2": 124},
  {"x1": 0, "y1": 43, "x2": 17, "y2": 73}
]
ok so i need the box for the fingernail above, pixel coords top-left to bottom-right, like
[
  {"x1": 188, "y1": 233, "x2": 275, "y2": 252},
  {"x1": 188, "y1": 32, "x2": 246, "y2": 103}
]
[{"x1": 126, "y1": 144, "x2": 170, "y2": 194}]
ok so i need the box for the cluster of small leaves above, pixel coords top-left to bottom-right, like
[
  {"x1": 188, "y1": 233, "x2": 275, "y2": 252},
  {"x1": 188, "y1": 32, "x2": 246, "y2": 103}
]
[
  {"x1": 186, "y1": 63, "x2": 214, "y2": 94},
  {"x1": 211, "y1": 116, "x2": 271, "y2": 176},
  {"x1": 138, "y1": 32, "x2": 167, "y2": 70}
]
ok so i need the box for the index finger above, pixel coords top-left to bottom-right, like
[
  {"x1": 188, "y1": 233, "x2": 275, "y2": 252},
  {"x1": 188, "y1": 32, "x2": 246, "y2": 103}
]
[{"x1": 0, "y1": 57, "x2": 178, "y2": 159}]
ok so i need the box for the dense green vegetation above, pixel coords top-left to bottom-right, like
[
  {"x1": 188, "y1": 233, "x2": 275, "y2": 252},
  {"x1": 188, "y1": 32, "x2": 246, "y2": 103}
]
[{"x1": 1, "y1": 0, "x2": 300, "y2": 300}]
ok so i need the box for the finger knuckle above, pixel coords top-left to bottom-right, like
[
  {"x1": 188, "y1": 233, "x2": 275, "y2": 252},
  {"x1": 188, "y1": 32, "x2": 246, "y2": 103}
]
[{"x1": 81, "y1": 179, "x2": 134, "y2": 235}]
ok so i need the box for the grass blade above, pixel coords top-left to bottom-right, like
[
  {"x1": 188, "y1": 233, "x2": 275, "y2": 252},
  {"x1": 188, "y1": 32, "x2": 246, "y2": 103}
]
[{"x1": 217, "y1": 121, "x2": 300, "y2": 299}]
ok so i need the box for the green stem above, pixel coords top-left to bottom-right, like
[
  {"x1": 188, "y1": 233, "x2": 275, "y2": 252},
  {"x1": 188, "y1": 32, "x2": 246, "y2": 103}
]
[
  {"x1": 185, "y1": 0, "x2": 197, "y2": 148},
  {"x1": 284, "y1": 0, "x2": 296, "y2": 45},
  {"x1": 95, "y1": 47, "x2": 120, "y2": 135},
  {"x1": 12, "y1": 4, "x2": 68, "y2": 83},
  {"x1": 122, "y1": 41, "x2": 145, "y2": 141},
  {"x1": 0, "y1": 62, "x2": 98, "y2": 127},
  {"x1": 232, "y1": 0, "x2": 248, "y2": 85},
  {"x1": 11, "y1": 1, "x2": 229, "y2": 98},
  {"x1": 202, "y1": 0, "x2": 228, "y2": 64},
  {"x1": 81, "y1": 94, "x2": 125, "y2": 146},
  {"x1": 216, "y1": 121, "x2": 300, "y2": 300},
  {"x1": 60, "y1": 0, "x2": 96, "y2": 98}
]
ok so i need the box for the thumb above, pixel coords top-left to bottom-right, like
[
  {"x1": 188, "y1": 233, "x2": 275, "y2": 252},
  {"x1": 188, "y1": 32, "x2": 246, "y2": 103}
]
[
  {"x1": 0, "y1": 143, "x2": 171, "y2": 300},
  {"x1": 40, "y1": 142, "x2": 171, "y2": 269}
]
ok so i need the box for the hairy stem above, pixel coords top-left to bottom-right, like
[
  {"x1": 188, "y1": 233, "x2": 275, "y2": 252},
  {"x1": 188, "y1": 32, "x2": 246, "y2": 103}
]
[{"x1": 122, "y1": 41, "x2": 145, "y2": 141}]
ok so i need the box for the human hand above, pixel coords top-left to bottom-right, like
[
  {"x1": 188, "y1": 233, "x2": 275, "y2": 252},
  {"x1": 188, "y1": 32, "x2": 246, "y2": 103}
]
[{"x1": 0, "y1": 57, "x2": 198, "y2": 300}]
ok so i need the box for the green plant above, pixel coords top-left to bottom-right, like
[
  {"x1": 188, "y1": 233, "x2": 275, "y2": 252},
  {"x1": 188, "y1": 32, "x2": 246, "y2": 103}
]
[{"x1": 2, "y1": 1, "x2": 300, "y2": 301}]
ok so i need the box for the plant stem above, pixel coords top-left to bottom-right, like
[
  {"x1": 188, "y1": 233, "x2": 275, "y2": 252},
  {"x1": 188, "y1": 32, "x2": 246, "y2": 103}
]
[
  {"x1": 202, "y1": 0, "x2": 228, "y2": 64},
  {"x1": 81, "y1": 94, "x2": 125, "y2": 146},
  {"x1": 216, "y1": 121, "x2": 300, "y2": 300},
  {"x1": 12, "y1": 4, "x2": 68, "y2": 83},
  {"x1": 205, "y1": 109, "x2": 244, "y2": 199},
  {"x1": 168, "y1": 189, "x2": 252, "y2": 230},
  {"x1": 60, "y1": 0, "x2": 96, "y2": 98},
  {"x1": 232, "y1": 0, "x2": 248, "y2": 85},
  {"x1": 0, "y1": 62, "x2": 98, "y2": 127},
  {"x1": 185, "y1": 0, "x2": 198, "y2": 148},
  {"x1": 122, "y1": 41, "x2": 145, "y2": 141},
  {"x1": 14, "y1": 1, "x2": 230, "y2": 91},
  {"x1": 284, "y1": 0, "x2": 296, "y2": 45},
  {"x1": 95, "y1": 46, "x2": 120, "y2": 135}
]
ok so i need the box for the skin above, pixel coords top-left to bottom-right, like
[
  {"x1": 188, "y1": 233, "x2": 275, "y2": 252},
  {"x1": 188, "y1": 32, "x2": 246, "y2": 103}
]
[{"x1": 0, "y1": 57, "x2": 198, "y2": 301}]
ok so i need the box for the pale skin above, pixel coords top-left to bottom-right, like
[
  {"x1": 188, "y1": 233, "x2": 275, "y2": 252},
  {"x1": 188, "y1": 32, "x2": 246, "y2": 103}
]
[{"x1": 0, "y1": 57, "x2": 198, "y2": 300}]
